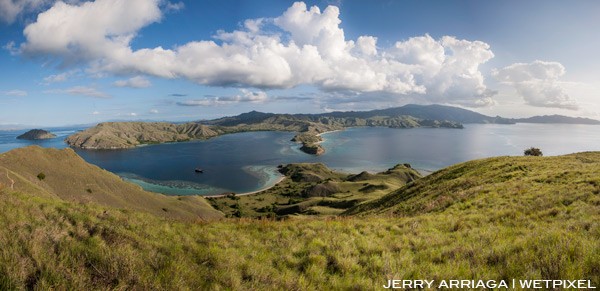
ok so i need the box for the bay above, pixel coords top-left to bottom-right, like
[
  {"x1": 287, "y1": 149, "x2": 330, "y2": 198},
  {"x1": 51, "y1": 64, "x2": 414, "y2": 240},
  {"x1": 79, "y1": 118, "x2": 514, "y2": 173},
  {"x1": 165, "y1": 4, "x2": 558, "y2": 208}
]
[{"x1": 1, "y1": 123, "x2": 600, "y2": 195}]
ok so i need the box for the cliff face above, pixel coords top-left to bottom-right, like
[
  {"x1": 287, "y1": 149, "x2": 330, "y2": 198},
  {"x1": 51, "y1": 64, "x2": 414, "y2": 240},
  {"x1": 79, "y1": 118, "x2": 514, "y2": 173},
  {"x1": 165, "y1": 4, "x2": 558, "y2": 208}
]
[{"x1": 16, "y1": 129, "x2": 56, "y2": 140}]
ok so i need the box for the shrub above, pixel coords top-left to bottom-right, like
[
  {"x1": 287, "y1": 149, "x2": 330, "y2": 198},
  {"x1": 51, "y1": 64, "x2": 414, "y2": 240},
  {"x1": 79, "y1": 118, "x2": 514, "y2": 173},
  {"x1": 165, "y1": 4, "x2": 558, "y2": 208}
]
[
  {"x1": 37, "y1": 172, "x2": 46, "y2": 180},
  {"x1": 524, "y1": 147, "x2": 543, "y2": 156}
]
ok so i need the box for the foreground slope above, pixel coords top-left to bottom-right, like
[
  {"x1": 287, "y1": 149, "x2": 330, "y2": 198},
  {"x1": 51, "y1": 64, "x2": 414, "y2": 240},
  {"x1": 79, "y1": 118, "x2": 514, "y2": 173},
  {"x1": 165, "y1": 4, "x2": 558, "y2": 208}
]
[
  {"x1": 0, "y1": 146, "x2": 222, "y2": 221},
  {"x1": 0, "y1": 152, "x2": 598, "y2": 289},
  {"x1": 345, "y1": 152, "x2": 600, "y2": 217}
]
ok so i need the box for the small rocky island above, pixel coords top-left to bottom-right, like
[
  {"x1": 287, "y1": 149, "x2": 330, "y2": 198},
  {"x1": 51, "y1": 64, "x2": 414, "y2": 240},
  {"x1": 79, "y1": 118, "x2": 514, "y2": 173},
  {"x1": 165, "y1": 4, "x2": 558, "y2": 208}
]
[{"x1": 16, "y1": 129, "x2": 56, "y2": 140}]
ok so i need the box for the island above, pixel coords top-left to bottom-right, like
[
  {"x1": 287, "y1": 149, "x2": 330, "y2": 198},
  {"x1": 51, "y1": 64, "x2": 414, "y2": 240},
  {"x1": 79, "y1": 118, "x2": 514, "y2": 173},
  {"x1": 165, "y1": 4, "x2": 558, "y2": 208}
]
[
  {"x1": 16, "y1": 129, "x2": 56, "y2": 140},
  {"x1": 65, "y1": 109, "x2": 463, "y2": 155}
]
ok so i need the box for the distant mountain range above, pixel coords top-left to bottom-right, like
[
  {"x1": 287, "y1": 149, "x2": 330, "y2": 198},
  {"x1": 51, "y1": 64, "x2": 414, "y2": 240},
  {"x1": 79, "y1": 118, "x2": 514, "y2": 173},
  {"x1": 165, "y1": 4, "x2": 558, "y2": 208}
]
[
  {"x1": 510, "y1": 115, "x2": 600, "y2": 125},
  {"x1": 203, "y1": 104, "x2": 600, "y2": 125}
]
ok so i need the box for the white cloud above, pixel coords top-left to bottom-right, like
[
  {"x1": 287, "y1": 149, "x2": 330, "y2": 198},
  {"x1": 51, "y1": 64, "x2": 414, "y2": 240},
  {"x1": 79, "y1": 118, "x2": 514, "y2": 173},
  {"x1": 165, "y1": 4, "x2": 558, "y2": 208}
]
[
  {"x1": 3, "y1": 41, "x2": 19, "y2": 55},
  {"x1": 92, "y1": 110, "x2": 100, "y2": 115},
  {"x1": 42, "y1": 70, "x2": 78, "y2": 84},
  {"x1": 149, "y1": 109, "x2": 159, "y2": 114},
  {"x1": 177, "y1": 89, "x2": 268, "y2": 106},
  {"x1": 47, "y1": 86, "x2": 110, "y2": 98},
  {"x1": 113, "y1": 76, "x2": 151, "y2": 88},
  {"x1": 3, "y1": 90, "x2": 28, "y2": 96},
  {"x1": 128, "y1": 112, "x2": 137, "y2": 116},
  {"x1": 493, "y1": 60, "x2": 578, "y2": 110},
  {"x1": 164, "y1": 1, "x2": 183, "y2": 12},
  {"x1": 20, "y1": 1, "x2": 496, "y2": 107},
  {"x1": 0, "y1": 0, "x2": 47, "y2": 23}
]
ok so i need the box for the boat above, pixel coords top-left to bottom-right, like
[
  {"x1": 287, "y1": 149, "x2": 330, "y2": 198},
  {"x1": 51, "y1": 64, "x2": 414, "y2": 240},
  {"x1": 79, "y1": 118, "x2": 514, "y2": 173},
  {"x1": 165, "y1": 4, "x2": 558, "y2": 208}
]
[{"x1": 194, "y1": 168, "x2": 204, "y2": 173}]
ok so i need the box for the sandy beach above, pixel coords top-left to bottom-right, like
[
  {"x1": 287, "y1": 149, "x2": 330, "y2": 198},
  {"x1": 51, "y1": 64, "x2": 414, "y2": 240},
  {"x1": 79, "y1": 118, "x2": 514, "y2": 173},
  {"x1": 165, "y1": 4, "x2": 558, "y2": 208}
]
[{"x1": 205, "y1": 176, "x2": 286, "y2": 198}]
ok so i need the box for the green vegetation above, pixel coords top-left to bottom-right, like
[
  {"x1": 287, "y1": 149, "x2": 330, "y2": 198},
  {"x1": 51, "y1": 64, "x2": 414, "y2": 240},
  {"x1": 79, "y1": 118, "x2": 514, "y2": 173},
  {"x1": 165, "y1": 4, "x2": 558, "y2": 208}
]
[
  {"x1": 0, "y1": 146, "x2": 599, "y2": 289},
  {"x1": 0, "y1": 146, "x2": 222, "y2": 221},
  {"x1": 524, "y1": 147, "x2": 543, "y2": 156},
  {"x1": 209, "y1": 163, "x2": 420, "y2": 218}
]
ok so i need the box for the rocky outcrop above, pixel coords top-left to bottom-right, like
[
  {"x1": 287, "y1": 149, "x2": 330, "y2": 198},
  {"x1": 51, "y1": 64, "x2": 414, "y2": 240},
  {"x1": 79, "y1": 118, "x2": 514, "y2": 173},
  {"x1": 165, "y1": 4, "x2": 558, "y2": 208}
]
[{"x1": 16, "y1": 129, "x2": 56, "y2": 140}]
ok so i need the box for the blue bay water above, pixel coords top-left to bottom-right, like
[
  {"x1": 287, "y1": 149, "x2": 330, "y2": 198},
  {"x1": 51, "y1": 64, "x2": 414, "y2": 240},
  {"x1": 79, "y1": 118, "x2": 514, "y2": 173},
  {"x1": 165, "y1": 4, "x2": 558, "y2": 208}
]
[{"x1": 1, "y1": 124, "x2": 600, "y2": 195}]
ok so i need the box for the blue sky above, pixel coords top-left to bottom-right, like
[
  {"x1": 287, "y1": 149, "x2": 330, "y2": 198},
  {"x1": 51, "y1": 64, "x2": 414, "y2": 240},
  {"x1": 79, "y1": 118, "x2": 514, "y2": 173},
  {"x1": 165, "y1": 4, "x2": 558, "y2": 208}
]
[{"x1": 1, "y1": 0, "x2": 599, "y2": 127}]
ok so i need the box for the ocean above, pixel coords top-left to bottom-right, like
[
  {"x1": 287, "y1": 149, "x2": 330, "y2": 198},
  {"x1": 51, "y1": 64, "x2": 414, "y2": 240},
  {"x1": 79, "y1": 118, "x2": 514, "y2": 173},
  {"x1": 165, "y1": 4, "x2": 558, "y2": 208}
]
[{"x1": 2, "y1": 123, "x2": 600, "y2": 195}]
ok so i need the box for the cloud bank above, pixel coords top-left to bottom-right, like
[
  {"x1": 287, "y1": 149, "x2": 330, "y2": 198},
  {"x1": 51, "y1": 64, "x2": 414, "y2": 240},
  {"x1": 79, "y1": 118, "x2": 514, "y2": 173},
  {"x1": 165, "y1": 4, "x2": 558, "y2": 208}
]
[
  {"x1": 493, "y1": 61, "x2": 578, "y2": 110},
  {"x1": 17, "y1": 0, "x2": 576, "y2": 110},
  {"x1": 17, "y1": 1, "x2": 501, "y2": 107}
]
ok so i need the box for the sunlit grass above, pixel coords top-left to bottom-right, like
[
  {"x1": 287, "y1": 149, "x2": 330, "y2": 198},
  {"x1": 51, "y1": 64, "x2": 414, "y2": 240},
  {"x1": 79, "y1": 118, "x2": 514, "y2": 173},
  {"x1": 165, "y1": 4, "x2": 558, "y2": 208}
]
[{"x1": 1, "y1": 152, "x2": 599, "y2": 289}]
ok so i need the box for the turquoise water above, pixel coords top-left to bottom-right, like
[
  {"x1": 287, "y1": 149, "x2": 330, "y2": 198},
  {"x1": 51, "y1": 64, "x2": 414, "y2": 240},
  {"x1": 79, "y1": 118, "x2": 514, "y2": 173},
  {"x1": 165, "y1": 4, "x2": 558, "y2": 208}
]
[{"x1": 2, "y1": 124, "x2": 600, "y2": 195}]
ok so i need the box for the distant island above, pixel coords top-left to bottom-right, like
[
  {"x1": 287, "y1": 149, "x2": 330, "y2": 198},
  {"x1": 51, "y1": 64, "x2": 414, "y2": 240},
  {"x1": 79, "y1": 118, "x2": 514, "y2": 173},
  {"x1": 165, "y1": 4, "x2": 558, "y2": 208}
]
[
  {"x1": 65, "y1": 106, "x2": 464, "y2": 154},
  {"x1": 65, "y1": 104, "x2": 600, "y2": 154},
  {"x1": 511, "y1": 115, "x2": 600, "y2": 124},
  {"x1": 16, "y1": 129, "x2": 56, "y2": 140}
]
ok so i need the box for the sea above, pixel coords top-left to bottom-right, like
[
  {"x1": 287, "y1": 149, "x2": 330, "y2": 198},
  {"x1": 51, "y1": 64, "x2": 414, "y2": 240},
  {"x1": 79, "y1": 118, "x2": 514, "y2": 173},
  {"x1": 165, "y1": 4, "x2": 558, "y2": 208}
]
[{"x1": 1, "y1": 123, "x2": 600, "y2": 195}]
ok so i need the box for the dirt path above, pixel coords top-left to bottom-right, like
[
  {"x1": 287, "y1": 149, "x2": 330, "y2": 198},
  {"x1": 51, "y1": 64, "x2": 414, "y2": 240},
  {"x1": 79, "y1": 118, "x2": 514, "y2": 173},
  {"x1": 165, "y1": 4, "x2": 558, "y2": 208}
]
[
  {"x1": 205, "y1": 176, "x2": 286, "y2": 198},
  {"x1": 6, "y1": 169, "x2": 14, "y2": 190}
]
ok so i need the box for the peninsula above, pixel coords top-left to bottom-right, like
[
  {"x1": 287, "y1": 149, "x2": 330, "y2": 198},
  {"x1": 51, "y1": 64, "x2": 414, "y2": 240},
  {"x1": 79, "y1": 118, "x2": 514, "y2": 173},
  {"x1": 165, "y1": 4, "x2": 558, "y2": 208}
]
[{"x1": 65, "y1": 106, "x2": 463, "y2": 154}]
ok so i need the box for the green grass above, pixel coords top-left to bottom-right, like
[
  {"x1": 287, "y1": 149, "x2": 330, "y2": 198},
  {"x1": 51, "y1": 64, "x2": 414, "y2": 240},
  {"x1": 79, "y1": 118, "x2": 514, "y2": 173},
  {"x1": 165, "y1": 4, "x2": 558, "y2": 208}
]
[
  {"x1": 0, "y1": 151, "x2": 599, "y2": 289},
  {"x1": 209, "y1": 163, "x2": 420, "y2": 218},
  {"x1": 0, "y1": 187, "x2": 598, "y2": 289}
]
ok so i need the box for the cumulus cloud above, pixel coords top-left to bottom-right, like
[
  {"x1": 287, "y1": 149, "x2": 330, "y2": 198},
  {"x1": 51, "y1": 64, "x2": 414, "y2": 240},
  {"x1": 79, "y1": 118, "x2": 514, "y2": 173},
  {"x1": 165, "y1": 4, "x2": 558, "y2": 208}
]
[
  {"x1": 47, "y1": 86, "x2": 110, "y2": 98},
  {"x1": 0, "y1": 0, "x2": 84, "y2": 24},
  {"x1": 149, "y1": 109, "x2": 159, "y2": 114},
  {"x1": 20, "y1": 0, "x2": 496, "y2": 107},
  {"x1": 113, "y1": 76, "x2": 151, "y2": 88},
  {"x1": 3, "y1": 90, "x2": 28, "y2": 96},
  {"x1": 0, "y1": 0, "x2": 46, "y2": 23},
  {"x1": 177, "y1": 89, "x2": 268, "y2": 106},
  {"x1": 493, "y1": 60, "x2": 577, "y2": 110}
]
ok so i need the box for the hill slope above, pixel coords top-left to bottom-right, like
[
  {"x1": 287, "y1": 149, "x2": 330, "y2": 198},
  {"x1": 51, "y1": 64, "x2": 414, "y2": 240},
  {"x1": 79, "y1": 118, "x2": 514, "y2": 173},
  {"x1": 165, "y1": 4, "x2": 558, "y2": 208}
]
[
  {"x1": 209, "y1": 163, "x2": 421, "y2": 217},
  {"x1": 319, "y1": 104, "x2": 515, "y2": 124},
  {"x1": 0, "y1": 146, "x2": 223, "y2": 221},
  {"x1": 345, "y1": 152, "x2": 600, "y2": 216},
  {"x1": 0, "y1": 152, "x2": 598, "y2": 289}
]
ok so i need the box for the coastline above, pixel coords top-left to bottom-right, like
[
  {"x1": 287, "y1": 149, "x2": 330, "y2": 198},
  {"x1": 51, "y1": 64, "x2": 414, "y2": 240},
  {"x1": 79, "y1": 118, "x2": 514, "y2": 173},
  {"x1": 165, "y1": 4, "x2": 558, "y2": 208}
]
[
  {"x1": 316, "y1": 129, "x2": 343, "y2": 137},
  {"x1": 315, "y1": 129, "x2": 343, "y2": 145},
  {"x1": 205, "y1": 176, "x2": 286, "y2": 198}
]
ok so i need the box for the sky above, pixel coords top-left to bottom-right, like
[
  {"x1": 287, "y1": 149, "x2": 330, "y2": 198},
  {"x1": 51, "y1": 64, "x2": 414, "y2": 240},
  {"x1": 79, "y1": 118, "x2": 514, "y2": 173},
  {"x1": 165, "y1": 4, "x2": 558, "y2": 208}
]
[{"x1": 1, "y1": 0, "x2": 599, "y2": 127}]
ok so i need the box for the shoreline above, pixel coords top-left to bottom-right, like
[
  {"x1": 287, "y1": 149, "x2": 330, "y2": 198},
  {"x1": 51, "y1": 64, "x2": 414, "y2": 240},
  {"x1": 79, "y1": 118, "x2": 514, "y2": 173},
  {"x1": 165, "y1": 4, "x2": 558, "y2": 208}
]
[
  {"x1": 205, "y1": 175, "x2": 286, "y2": 198},
  {"x1": 316, "y1": 129, "x2": 343, "y2": 137},
  {"x1": 315, "y1": 129, "x2": 343, "y2": 145}
]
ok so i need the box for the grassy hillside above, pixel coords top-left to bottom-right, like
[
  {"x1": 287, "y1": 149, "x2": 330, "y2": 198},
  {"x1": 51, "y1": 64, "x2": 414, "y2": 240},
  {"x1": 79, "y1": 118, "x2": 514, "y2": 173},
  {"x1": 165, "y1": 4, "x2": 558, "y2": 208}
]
[
  {"x1": 208, "y1": 163, "x2": 421, "y2": 218},
  {"x1": 345, "y1": 152, "x2": 600, "y2": 217},
  {"x1": 0, "y1": 146, "x2": 222, "y2": 221},
  {"x1": 0, "y1": 149, "x2": 598, "y2": 289}
]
